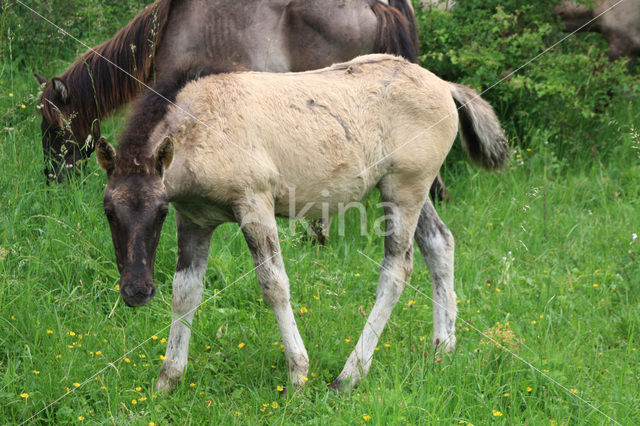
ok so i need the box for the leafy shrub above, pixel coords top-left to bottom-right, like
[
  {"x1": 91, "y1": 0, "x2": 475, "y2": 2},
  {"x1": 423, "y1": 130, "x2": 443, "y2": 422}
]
[{"x1": 415, "y1": 0, "x2": 640, "y2": 159}]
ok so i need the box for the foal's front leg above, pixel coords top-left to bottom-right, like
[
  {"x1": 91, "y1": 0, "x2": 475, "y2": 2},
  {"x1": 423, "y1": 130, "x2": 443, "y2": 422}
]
[
  {"x1": 156, "y1": 213, "x2": 214, "y2": 393},
  {"x1": 235, "y1": 196, "x2": 310, "y2": 388}
]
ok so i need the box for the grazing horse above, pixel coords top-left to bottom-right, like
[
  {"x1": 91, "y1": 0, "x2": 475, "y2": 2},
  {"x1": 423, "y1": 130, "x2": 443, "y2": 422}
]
[
  {"x1": 556, "y1": 0, "x2": 640, "y2": 60},
  {"x1": 34, "y1": 0, "x2": 418, "y2": 183},
  {"x1": 96, "y1": 54, "x2": 508, "y2": 392}
]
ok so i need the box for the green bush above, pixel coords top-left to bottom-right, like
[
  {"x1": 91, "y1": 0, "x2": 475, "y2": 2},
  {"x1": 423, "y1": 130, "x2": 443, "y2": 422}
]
[{"x1": 415, "y1": 0, "x2": 640, "y2": 160}]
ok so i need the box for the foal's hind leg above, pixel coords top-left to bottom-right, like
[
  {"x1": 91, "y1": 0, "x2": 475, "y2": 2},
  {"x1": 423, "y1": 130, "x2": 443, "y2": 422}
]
[
  {"x1": 414, "y1": 199, "x2": 457, "y2": 351},
  {"x1": 156, "y1": 213, "x2": 215, "y2": 393},
  {"x1": 235, "y1": 195, "x2": 310, "y2": 388},
  {"x1": 331, "y1": 180, "x2": 424, "y2": 391}
]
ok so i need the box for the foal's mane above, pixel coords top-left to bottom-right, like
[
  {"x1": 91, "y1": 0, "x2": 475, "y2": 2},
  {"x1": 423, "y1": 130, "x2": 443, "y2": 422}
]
[
  {"x1": 115, "y1": 65, "x2": 232, "y2": 174},
  {"x1": 39, "y1": 0, "x2": 175, "y2": 135}
]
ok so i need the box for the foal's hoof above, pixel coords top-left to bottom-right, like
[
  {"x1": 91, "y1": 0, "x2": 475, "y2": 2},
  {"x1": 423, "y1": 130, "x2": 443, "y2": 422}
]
[
  {"x1": 155, "y1": 370, "x2": 181, "y2": 394},
  {"x1": 328, "y1": 377, "x2": 356, "y2": 393},
  {"x1": 433, "y1": 335, "x2": 457, "y2": 353}
]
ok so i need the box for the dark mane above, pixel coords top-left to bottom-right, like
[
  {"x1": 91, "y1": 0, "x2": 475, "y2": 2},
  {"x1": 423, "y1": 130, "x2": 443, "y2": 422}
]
[
  {"x1": 115, "y1": 65, "x2": 232, "y2": 171},
  {"x1": 371, "y1": 0, "x2": 419, "y2": 63},
  {"x1": 39, "y1": 0, "x2": 175, "y2": 136}
]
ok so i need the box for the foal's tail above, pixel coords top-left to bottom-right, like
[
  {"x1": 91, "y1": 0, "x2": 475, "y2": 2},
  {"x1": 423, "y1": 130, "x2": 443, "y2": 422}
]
[{"x1": 449, "y1": 84, "x2": 509, "y2": 170}]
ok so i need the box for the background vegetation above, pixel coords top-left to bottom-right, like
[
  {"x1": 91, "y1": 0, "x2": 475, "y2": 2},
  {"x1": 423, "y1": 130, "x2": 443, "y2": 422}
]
[{"x1": 1, "y1": 0, "x2": 638, "y2": 423}]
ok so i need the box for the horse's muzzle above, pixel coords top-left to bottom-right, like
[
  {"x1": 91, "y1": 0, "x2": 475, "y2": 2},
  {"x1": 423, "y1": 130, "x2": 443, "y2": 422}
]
[{"x1": 120, "y1": 278, "x2": 156, "y2": 307}]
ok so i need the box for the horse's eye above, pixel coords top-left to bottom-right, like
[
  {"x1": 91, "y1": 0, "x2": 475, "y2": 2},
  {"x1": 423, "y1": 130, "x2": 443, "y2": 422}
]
[
  {"x1": 158, "y1": 207, "x2": 169, "y2": 221},
  {"x1": 104, "y1": 208, "x2": 115, "y2": 222}
]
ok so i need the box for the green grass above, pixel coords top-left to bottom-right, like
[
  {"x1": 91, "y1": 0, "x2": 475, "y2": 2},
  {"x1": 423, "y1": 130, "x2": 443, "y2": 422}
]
[{"x1": 1, "y1": 15, "x2": 640, "y2": 426}]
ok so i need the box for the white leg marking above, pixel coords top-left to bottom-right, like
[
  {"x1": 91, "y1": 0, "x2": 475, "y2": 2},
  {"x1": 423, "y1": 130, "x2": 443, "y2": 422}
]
[
  {"x1": 415, "y1": 201, "x2": 457, "y2": 352},
  {"x1": 156, "y1": 264, "x2": 206, "y2": 392}
]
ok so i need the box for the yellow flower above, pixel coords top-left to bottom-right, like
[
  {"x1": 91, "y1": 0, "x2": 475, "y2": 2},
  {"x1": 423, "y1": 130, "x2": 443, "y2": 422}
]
[
  {"x1": 492, "y1": 409, "x2": 503, "y2": 417},
  {"x1": 503, "y1": 392, "x2": 510, "y2": 396},
  {"x1": 114, "y1": 284, "x2": 120, "y2": 291},
  {"x1": 495, "y1": 288, "x2": 501, "y2": 292},
  {"x1": 238, "y1": 342, "x2": 245, "y2": 349},
  {"x1": 73, "y1": 382, "x2": 81, "y2": 388},
  {"x1": 300, "y1": 307, "x2": 308, "y2": 314},
  {"x1": 419, "y1": 336, "x2": 425, "y2": 342},
  {"x1": 33, "y1": 370, "x2": 40, "y2": 375},
  {"x1": 234, "y1": 411, "x2": 241, "y2": 416},
  {"x1": 272, "y1": 401, "x2": 278, "y2": 409},
  {"x1": 160, "y1": 355, "x2": 167, "y2": 360},
  {"x1": 124, "y1": 357, "x2": 131, "y2": 363},
  {"x1": 277, "y1": 385, "x2": 284, "y2": 392},
  {"x1": 68, "y1": 331, "x2": 75, "y2": 336},
  {"x1": 383, "y1": 343, "x2": 391, "y2": 348},
  {"x1": 570, "y1": 388, "x2": 578, "y2": 394},
  {"x1": 301, "y1": 376, "x2": 308, "y2": 382},
  {"x1": 152, "y1": 335, "x2": 158, "y2": 340},
  {"x1": 139, "y1": 397, "x2": 147, "y2": 401},
  {"x1": 160, "y1": 337, "x2": 167, "y2": 343},
  {"x1": 20, "y1": 393, "x2": 29, "y2": 398},
  {"x1": 78, "y1": 416, "x2": 84, "y2": 421},
  {"x1": 21, "y1": 104, "x2": 26, "y2": 109},
  {"x1": 190, "y1": 383, "x2": 196, "y2": 387},
  {"x1": 55, "y1": 354, "x2": 61, "y2": 359},
  {"x1": 593, "y1": 283, "x2": 599, "y2": 287},
  {"x1": 311, "y1": 372, "x2": 317, "y2": 378},
  {"x1": 354, "y1": 273, "x2": 360, "y2": 277},
  {"x1": 135, "y1": 386, "x2": 142, "y2": 391},
  {"x1": 344, "y1": 338, "x2": 351, "y2": 343},
  {"x1": 95, "y1": 351, "x2": 102, "y2": 355},
  {"x1": 46, "y1": 330, "x2": 54, "y2": 334},
  {"x1": 100, "y1": 386, "x2": 107, "y2": 390},
  {"x1": 313, "y1": 295, "x2": 320, "y2": 300},
  {"x1": 527, "y1": 387, "x2": 532, "y2": 392},
  {"x1": 132, "y1": 399, "x2": 137, "y2": 405},
  {"x1": 531, "y1": 320, "x2": 537, "y2": 324},
  {"x1": 408, "y1": 300, "x2": 415, "y2": 307},
  {"x1": 139, "y1": 354, "x2": 146, "y2": 358},
  {"x1": 149, "y1": 423, "x2": 156, "y2": 426},
  {"x1": 9, "y1": 93, "x2": 13, "y2": 97},
  {"x1": 363, "y1": 415, "x2": 371, "y2": 421}
]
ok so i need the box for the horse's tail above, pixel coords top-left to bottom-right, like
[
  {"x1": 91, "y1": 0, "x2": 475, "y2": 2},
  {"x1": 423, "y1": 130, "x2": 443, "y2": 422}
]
[
  {"x1": 449, "y1": 83, "x2": 509, "y2": 170},
  {"x1": 370, "y1": 0, "x2": 419, "y2": 63}
]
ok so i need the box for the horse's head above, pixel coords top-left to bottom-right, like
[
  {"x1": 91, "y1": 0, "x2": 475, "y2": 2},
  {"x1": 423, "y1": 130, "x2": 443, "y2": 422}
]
[
  {"x1": 96, "y1": 136, "x2": 174, "y2": 307},
  {"x1": 34, "y1": 73, "x2": 94, "y2": 183}
]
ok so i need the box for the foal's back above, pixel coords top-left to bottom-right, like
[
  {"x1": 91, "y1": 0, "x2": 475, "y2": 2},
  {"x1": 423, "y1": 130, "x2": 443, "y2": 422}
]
[{"x1": 156, "y1": 55, "x2": 458, "y2": 215}]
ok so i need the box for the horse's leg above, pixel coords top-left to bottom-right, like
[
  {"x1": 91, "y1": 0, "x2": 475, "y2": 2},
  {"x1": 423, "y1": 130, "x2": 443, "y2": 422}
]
[
  {"x1": 429, "y1": 172, "x2": 450, "y2": 203},
  {"x1": 155, "y1": 212, "x2": 215, "y2": 393},
  {"x1": 414, "y1": 199, "x2": 457, "y2": 351},
  {"x1": 331, "y1": 179, "x2": 423, "y2": 391},
  {"x1": 235, "y1": 196, "x2": 310, "y2": 388}
]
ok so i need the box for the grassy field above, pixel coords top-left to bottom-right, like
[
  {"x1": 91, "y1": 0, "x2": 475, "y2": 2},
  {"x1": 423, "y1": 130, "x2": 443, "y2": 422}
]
[{"x1": 2, "y1": 3, "x2": 640, "y2": 426}]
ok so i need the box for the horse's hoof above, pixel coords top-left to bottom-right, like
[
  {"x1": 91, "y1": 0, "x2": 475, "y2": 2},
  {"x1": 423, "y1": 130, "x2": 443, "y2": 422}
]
[
  {"x1": 328, "y1": 377, "x2": 355, "y2": 392},
  {"x1": 433, "y1": 335, "x2": 456, "y2": 353},
  {"x1": 155, "y1": 370, "x2": 181, "y2": 394}
]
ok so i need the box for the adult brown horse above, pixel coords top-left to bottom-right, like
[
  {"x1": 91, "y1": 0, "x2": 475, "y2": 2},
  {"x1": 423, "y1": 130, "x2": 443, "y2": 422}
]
[{"x1": 34, "y1": 0, "x2": 420, "y2": 183}]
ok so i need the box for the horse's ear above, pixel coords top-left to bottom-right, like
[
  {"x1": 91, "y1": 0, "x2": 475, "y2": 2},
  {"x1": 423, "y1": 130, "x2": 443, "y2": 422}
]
[
  {"x1": 51, "y1": 78, "x2": 69, "y2": 104},
  {"x1": 96, "y1": 137, "x2": 116, "y2": 176},
  {"x1": 91, "y1": 120, "x2": 101, "y2": 141},
  {"x1": 154, "y1": 136, "x2": 174, "y2": 175},
  {"x1": 33, "y1": 72, "x2": 48, "y2": 86}
]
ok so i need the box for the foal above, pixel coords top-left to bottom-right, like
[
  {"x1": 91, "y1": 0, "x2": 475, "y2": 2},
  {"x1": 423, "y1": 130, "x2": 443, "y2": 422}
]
[{"x1": 96, "y1": 54, "x2": 508, "y2": 392}]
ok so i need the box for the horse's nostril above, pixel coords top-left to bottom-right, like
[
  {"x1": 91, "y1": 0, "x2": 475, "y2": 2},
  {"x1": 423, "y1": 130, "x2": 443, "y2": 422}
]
[
  {"x1": 122, "y1": 284, "x2": 135, "y2": 297},
  {"x1": 145, "y1": 286, "x2": 154, "y2": 296}
]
